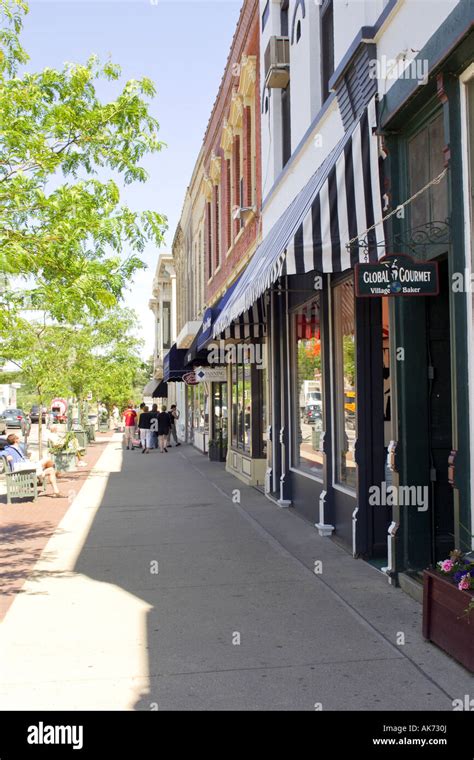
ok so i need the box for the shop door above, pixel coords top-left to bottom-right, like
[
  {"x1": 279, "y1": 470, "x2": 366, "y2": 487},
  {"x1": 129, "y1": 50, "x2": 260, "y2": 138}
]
[{"x1": 426, "y1": 259, "x2": 453, "y2": 563}]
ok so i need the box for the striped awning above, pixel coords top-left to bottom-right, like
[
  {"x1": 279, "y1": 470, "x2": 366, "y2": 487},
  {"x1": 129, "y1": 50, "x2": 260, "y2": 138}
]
[
  {"x1": 222, "y1": 299, "x2": 267, "y2": 340},
  {"x1": 213, "y1": 98, "x2": 384, "y2": 338}
]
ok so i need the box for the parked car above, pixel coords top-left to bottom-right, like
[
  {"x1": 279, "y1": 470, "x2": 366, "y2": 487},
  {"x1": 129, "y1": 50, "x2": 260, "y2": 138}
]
[
  {"x1": 0, "y1": 408, "x2": 31, "y2": 435},
  {"x1": 0, "y1": 435, "x2": 8, "y2": 474},
  {"x1": 50, "y1": 410, "x2": 68, "y2": 424},
  {"x1": 30, "y1": 405, "x2": 47, "y2": 424},
  {"x1": 303, "y1": 404, "x2": 322, "y2": 424}
]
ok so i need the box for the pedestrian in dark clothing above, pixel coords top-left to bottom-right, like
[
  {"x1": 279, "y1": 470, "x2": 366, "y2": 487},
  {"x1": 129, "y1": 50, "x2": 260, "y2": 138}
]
[
  {"x1": 157, "y1": 405, "x2": 171, "y2": 452},
  {"x1": 167, "y1": 403, "x2": 181, "y2": 447},
  {"x1": 150, "y1": 403, "x2": 159, "y2": 449},
  {"x1": 138, "y1": 406, "x2": 153, "y2": 453}
]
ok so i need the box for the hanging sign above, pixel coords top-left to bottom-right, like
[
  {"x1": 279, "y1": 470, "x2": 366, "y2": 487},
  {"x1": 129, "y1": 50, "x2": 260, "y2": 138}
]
[
  {"x1": 355, "y1": 254, "x2": 439, "y2": 297},
  {"x1": 194, "y1": 367, "x2": 227, "y2": 383},
  {"x1": 183, "y1": 372, "x2": 199, "y2": 386}
]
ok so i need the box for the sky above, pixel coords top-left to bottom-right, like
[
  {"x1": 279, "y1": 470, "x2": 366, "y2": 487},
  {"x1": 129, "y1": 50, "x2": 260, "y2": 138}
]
[{"x1": 21, "y1": 0, "x2": 243, "y2": 357}]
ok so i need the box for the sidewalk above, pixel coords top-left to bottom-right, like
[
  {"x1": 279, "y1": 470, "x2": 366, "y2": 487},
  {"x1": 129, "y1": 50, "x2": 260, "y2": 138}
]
[
  {"x1": 0, "y1": 435, "x2": 110, "y2": 621},
  {"x1": 0, "y1": 435, "x2": 471, "y2": 711}
]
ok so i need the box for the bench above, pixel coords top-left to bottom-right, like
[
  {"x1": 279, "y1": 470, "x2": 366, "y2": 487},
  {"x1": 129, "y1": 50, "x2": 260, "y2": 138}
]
[{"x1": 0, "y1": 455, "x2": 38, "y2": 505}]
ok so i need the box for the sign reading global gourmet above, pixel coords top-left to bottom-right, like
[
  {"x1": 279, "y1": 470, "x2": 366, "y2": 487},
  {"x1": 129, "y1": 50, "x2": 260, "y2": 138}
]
[{"x1": 355, "y1": 254, "x2": 439, "y2": 297}]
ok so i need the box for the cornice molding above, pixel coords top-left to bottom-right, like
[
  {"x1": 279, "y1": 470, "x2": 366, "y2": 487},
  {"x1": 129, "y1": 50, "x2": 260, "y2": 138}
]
[
  {"x1": 228, "y1": 88, "x2": 244, "y2": 130},
  {"x1": 209, "y1": 153, "x2": 222, "y2": 185},
  {"x1": 202, "y1": 174, "x2": 213, "y2": 200},
  {"x1": 238, "y1": 54, "x2": 257, "y2": 105},
  {"x1": 220, "y1": 118, "x2": 233, "y2": 159}
]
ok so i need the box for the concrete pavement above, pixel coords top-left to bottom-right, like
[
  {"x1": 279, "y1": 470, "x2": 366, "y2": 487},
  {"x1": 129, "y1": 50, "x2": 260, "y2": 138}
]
[{"x1": 0, "y1": 434, "x2": 471, "y2": 710}]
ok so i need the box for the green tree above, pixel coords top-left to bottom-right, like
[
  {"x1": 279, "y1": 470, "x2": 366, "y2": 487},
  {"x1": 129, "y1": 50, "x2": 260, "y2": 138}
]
[
  {"x1": 297, "y1": 339, "x2": 321, "y2": 383},
  {"x1": 1, "y1": 306, "x2": 145, "y2": 451},
  {"x1": 0, "y1": 0, "x2": 167, "y2": 330},
  {"x1": 1, "y1": 319, "x2": 76, "y2": 452},
  {"x1": 343, "y1": 335, "x2": 355, "y2": 387},
  {"x1": 66, "y1": 308, "x2": 145, "y2": 413}
]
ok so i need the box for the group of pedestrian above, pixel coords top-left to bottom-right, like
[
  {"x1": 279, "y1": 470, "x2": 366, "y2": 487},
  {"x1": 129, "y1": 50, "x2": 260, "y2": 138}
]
[{"x1": 122, "y1": 402, "x2": 181, "y2": 454}]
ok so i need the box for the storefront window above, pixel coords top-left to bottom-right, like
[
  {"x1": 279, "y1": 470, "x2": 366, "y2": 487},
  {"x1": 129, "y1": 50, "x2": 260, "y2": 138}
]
[
  {"x1": 333, "y1": 279, "x2": 356, "y2": 489},
  {"x1": 231, "y1": 358, "x2": 252, "y2": 454},
  {"x1": 186, "y1": 385, "x2": 194, "y2": 442},
  {"x1": 292, "y1": 297, "x2": 323, "y2": 477},
  {"x1": 232, "y1": 364, "x2": 238, "y2": 449},
  {"x1": 212, "y1": 382, "x2": 228, "y2": 443},
  {"x1": 192, "y1": 382, "x2": 209, "y2": 433},
  {"x1": 260, "y1": 359, "x2": 268, "y2": 457}
]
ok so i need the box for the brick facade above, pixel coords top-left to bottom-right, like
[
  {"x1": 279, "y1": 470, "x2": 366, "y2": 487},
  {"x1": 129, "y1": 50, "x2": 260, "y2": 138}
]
[{"x1": 202, "y1": 0, "x2": 261, "y2": 305}]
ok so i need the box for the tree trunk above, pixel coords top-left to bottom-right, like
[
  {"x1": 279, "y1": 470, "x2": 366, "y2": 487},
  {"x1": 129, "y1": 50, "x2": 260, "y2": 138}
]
[{"x1": 37, "y1": 393, "x2": 43, "y2": 458}]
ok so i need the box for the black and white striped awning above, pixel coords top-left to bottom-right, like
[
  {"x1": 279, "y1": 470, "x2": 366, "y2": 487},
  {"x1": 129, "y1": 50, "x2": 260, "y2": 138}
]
[
  {"x1": 222, "y1": 299, "x2": 267, "y2": 340},
  {"x1": 213, "y1": 98, "x2": 384, "y2": 338}
]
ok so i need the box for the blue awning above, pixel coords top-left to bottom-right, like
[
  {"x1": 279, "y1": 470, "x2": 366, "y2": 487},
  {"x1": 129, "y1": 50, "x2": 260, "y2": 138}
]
[
  {"x1": 185, "y1": 326, "x2": 210, "y2": 368},
  {"x1": 197, "y1": 276, "x2": 242, "y2": 350},
  {"x1": 163, "y1": 344, "x2": 188, "y2": 383}
]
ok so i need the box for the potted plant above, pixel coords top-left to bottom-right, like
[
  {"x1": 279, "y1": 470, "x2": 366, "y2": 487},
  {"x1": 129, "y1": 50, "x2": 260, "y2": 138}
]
[
  {"x1": 98, "y1": 407, "x2": 109, "y2": 432},
  {"x1": 422, "y1": 549, "x2": 474, "y2": 673},
  {"x1": 48, "y1": 431, "x2": 80, "y2": 473}
]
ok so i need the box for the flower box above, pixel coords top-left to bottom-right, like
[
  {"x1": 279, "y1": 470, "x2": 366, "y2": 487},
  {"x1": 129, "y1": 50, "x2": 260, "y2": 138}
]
[
  {"x1": 422, "y1": 569, "x2": 474, "y2": 673},
  {"x1": 52, "y1": 451, "x2": 76, "y2": 473},
  {"x1": 72, "y1": 429, "x2": 88, "y2": 449}
]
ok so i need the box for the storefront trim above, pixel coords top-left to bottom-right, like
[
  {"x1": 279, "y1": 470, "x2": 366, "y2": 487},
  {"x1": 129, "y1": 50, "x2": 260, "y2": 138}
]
[
  {"x1": 289, "y1": 466, "x2": 323, "y2": 485},
  {"x1": 460, "y1": 64, "x2": 474, "y2": 546},
  {"x1": 380, "y1": 1, "x2": 474, "y2": 130}
]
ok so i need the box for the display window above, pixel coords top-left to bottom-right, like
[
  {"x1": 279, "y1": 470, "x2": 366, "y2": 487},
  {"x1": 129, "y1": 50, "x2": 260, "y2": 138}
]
[
  {"x1": 332, "y1": 278, "x2": 356, "y2": 490},
  {"x1": 291, "y1": 296, "x2": 324, "y2": 477}
]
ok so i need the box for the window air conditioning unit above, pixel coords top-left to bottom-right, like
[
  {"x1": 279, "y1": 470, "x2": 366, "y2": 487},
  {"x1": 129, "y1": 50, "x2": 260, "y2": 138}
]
[
  {"x1": 232, "y1": 205, "x2": 256, "y2": 221},
  {"x1": 264, "y1": 36, "x2": 290, "y2": 89}
]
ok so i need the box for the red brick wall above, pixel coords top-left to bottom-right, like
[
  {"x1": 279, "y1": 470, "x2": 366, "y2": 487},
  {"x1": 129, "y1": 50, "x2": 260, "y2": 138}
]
[
  {"x1": 206, "y1": 202, "x2": 212, "y2": 281},
  {"x1": 202, "y1": 0, "x2": 262, "y2": 304},
  {"x1": 224, "y1": 158, "x2": 232, "y2": 253},
  {"x1": 233, "y1": 134, "x2": 241, "y2": 240}
]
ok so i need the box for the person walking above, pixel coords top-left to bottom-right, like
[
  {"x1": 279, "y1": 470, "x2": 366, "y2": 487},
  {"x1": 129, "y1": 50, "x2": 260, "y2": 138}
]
[
  {"x1": 167, "y1": 404, "x2": 181, "y2": 447},
  {"x1": 157, "y1": 405, "x2": 171, "y2": 452},
  {"x1": 138, "y1": 405, "x2": 153, "y2": 454},
  {"x1": 111, "y1": 405, "x2": 120, "y2": 430},
  {"x1": 136, "y1": 402, "x2": 145, "y2": 427},
  {"x1": 150, "y1": 403, "x2": 159, "y2": 449},
  {"x1": 122, "y1": 403, "x2": 137, "y2": 450}
]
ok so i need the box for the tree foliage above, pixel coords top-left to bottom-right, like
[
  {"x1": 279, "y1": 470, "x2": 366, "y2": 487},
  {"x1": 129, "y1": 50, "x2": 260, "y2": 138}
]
[{"x1": 0, "y1": 0, "x2": 167, "y2": 329}]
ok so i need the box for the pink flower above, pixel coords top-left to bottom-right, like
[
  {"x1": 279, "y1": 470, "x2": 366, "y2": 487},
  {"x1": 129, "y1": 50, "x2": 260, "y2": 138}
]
[
  {"x1": 438, "y1": 559, "x2": 454, "y2": 572},
  {"x1": 458, "y1": 575, "x2": 470, "y2": 591}
]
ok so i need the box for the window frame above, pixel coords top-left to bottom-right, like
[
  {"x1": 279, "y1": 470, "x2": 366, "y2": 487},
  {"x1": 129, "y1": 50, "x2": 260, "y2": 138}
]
[
  {"x1": 289, "y1": 294, "x2": 324, "y2": 482},
  {"x1": 331, "y1": 275, "x2": 357, "y2": 493},
  {"x1": 320, "y1": 0, "x2": 334, "y2": 106}
]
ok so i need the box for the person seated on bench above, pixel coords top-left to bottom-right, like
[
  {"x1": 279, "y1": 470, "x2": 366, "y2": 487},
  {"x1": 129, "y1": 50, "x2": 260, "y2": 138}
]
[{"x1": 3, "y1": 433, "x2": 64, "y2": 498}]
